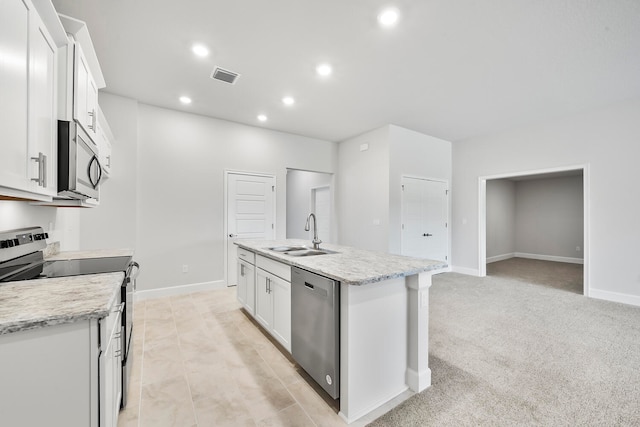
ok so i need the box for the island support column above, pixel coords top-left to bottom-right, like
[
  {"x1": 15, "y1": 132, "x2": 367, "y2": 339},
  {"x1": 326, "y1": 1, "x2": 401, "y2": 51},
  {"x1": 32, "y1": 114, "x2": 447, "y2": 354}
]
[{"x1": 405, "y1": 271, "x2": 433, "y2": 392}]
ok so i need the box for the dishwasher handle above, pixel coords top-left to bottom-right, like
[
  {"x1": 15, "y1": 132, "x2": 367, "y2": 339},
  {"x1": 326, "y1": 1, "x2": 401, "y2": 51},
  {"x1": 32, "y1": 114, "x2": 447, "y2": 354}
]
[{"x1": 303, "y1": 281, "x2": 328, "y2": 298}]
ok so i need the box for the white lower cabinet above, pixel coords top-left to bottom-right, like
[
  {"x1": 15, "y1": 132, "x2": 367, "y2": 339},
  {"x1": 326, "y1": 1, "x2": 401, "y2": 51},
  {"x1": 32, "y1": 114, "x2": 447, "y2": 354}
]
[
  {"x1": 0, "y1": 297, "x2": 122, "y2": 427},
  {"x1": 236, "y1": 250, "x2": 291, "y2": 352},
  {"x1": 255, "y1": 268, "x2": 291, "y2": 352}
]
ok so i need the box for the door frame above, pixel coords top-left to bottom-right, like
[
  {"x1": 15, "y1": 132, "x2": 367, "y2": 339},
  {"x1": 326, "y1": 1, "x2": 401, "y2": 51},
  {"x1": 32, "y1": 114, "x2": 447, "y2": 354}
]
[
  {"x1": 223, "y1": 169, "x2": 276, "y2": 286},
  {"x1": 310, "y1": 185, "x2": 331, "y2": 241},
  {"x1": 477, "y1": 164, "x2": 590, "y2": 296},
  {"x1": 400, "y1": 175, "x2": 450, "y2": 264}
]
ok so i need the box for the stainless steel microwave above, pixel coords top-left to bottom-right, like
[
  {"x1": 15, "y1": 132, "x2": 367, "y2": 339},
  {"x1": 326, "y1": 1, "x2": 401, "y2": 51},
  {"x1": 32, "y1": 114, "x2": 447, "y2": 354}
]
[{"x1": 57, "y1": 120, "x2": 103, "y2": 199}]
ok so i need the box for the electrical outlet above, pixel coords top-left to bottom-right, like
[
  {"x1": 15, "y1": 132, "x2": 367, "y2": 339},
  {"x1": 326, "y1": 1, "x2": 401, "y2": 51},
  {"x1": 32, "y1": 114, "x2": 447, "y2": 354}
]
[
  {"x1": 182, "y1": 264, "x2": 188, "y2": 273},
  {"x1": 576, "y1": 246, "x2": 581, "y2": 252}
]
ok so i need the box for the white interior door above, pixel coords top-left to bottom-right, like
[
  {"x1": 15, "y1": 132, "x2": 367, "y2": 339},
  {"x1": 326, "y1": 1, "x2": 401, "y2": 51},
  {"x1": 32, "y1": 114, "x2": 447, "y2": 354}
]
[
  {"x1": 311, "y1": 186, "x2": 331, "y2": 243},
  {"x1": 226, "y1": 172, "x2": 275, "y2": 285},
  {"x1": 401, "y1": 177, "x2": 448, "y2": 262}
]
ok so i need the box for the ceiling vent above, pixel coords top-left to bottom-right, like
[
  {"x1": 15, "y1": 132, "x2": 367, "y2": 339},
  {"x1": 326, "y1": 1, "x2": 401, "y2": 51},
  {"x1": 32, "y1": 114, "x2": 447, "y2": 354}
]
[{"x1": 210, "y1": 67, "x2": 240, "y2": 84}]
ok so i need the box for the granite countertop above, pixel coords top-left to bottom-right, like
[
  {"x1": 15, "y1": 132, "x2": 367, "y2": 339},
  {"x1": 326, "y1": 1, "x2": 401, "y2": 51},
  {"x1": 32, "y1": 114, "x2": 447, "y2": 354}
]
[
  {"x1": 0, "y1": 272, "x2": 123, "y2": 335},
  {"x1": 236, "y1": 239, "x2": 447, "y2": 285},
  {"x1": 46, "y1": 248, "x2": 135, "y2": 261}
]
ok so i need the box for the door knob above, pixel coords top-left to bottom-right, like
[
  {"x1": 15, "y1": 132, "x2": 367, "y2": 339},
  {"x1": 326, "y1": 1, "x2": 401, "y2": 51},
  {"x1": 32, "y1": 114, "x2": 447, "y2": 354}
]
[
  {"x1": 229, "y1": 233, "x2": 237, "y2": 238},
  {"x1": 423, "y1": 233, "x2": 433, "y2": 237}
]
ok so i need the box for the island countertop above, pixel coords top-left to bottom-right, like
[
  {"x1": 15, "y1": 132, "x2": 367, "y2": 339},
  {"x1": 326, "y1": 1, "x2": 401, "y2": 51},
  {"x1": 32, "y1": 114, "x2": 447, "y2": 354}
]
[
  {"x1": 235, "y1": 239, "x2": 447, "y2": 285},
  {"x1": 0, "y1": 272, "x2": 124, "y2": 335}
]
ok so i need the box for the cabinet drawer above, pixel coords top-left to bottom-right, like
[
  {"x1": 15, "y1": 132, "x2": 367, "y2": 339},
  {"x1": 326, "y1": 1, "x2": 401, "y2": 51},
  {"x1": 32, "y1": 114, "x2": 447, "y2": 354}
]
[
  {"x1": 256, "y1": 255, "x2": 291, "y2": 282},
  {"x1": 237, "y1": 248, "x2": 255, "y2": 265}
]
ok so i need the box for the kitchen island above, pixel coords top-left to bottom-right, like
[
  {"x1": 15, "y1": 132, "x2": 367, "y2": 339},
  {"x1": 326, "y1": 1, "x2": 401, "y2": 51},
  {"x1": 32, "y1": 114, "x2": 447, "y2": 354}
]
[{"x1": 235, "y1": 239, "x2": 446, "y2": 423}]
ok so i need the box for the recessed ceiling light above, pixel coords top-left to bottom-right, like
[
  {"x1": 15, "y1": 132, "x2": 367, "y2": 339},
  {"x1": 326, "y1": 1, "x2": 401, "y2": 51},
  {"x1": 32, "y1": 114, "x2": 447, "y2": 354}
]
[
  {"x1": 378, "y1": 8, "x2": 399, "y2": 27},
  {"x1": 192, "y1": 44, "x2": 209, "y2": 57},
  {"x1": 257, "y1": 114, "x2": 267, "y2": 122},
  {"x1": 316, "y1": 63, "x2": 332, "y2": 77},
  {"x1": 179, "y1": 96, "x2": 192, "y2": 104},
  {"x1": 282, "y1": 96, "x2": 295, "y2": 106}
]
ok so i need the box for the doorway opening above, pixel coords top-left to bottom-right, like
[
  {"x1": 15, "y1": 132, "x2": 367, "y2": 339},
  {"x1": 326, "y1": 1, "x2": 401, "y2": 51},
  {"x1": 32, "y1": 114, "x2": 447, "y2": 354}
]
[
  {"x1": 286, "y1": 169, "x2": 334, "y2": 244},
  {"x1": 479, "y1": 165, "x2": 589, "y2": 296}
]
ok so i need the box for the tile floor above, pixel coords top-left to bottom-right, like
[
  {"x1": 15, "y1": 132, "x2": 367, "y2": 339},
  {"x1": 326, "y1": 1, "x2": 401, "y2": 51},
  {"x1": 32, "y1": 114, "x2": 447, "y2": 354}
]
[{"x1": 117, "y1": 287, "x2": 395, "y2": 427}]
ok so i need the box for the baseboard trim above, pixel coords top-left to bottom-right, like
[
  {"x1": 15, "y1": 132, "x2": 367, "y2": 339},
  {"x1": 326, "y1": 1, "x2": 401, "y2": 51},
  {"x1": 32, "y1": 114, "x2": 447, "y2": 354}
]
[
  {"x1": 487, "y1": 253, "x2": 515, "y2": 263},
  {"x1": 589, "y1": 289, "x2": 640, "y2": 308},
  {"x1": 451, "y1": 266, "x2": 480, "y2": 276},
  {"x1": 515, "y1": 252, "x2": 584, "y2": 265},
  {"x1": 135, "y1": 280, "x2": 228, "y2": 301}
]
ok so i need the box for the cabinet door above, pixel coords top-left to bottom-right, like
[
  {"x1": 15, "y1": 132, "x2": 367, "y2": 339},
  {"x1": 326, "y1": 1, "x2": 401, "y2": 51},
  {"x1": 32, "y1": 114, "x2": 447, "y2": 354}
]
[
  {"x1": 237, "y1": 260, "x2": 248, "y2": 306},
  {"x1": 86, "y1": 73, "x2": 99, "y2": 137},
  {"x1": 238, "y1": 260, "x2": 256, "y2": 315},
  {"x1": 255, "y1": 269, "x2": 273, "y2": 330},
  {"x1": 271, "y1": 276, "x2": 291, "y2": 352},
  {"x1": 73, "y1": 44, "x2": 90, "y2": 131},
  {"x1": 27, "y1": 9, "x2": 57, "y2": 195},
  {"x1": 245, "y1": 262, "x2": 256, "y2": 315},
  {"x1": 0, "y1": 0, "x2": 29, "y2": 191}
]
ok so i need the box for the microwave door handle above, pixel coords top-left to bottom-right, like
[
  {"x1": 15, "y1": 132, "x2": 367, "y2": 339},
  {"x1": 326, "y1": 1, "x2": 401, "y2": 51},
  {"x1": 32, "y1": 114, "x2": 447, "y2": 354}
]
[
  {"x1": 87, "y1": 156, "x2": 97, "y2": 188},
  {"x1": 94, "y1": 156, "x2": 103, "y2": 187},
  {"x1": 88, "y1": 155, "x2": 103, "y2": 189}
]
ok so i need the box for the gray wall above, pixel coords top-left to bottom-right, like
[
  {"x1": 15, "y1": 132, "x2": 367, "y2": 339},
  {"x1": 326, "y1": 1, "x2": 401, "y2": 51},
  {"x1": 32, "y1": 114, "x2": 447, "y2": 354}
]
[
  {"x1": 337, "y1": 126, "x2": 390, "y2": 251},
  {"x1": 452, "y1": 97, "x2": 640, "y2": 302},
  {"x1": 133, "y1": 102, "x2": 337, "y2": 291},
  {"x1": 515, "y1": 176, "x2": 583, "y2": 260},
  {"x1": 486, "y1": 179, "x2": 516, "y2": 260},
  {"x1": 486, "y1": 176, "x2": 583, "y2": 262}
]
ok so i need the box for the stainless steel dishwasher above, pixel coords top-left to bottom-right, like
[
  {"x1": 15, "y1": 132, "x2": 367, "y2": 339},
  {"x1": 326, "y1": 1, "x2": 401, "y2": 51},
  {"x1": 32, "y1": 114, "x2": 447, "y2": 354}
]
[{"x1": 291, "y1": 267, "x2": 340, "y2": 399}]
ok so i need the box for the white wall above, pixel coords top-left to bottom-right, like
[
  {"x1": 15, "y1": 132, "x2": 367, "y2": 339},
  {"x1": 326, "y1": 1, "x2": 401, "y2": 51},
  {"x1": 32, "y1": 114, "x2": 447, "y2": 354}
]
[
  {"x1": 337, "y1": 126, "x2": 390, "y2": 252},
  {"x1": 486, "y1": 179, "x2": 516, "y2": 260},
  {"x1": 452, "y1": 97, "x2": 640, "y2": 303},
  {"x1": 286, "y1": 170, "x2": 333, "y2": 242},
  {"x1": 135, "y1": 103, "x2": 337, "y2": 291},
  {"x1": 515, "y1": 176, "x2": 583, "y2": 260},
  {"x1": 78, "y1": 93, "x2": 138, "y2": 251},
  {"x1": 388, "y1": 125, "x2": 452, "y2": 255},
  {"x1": 0, "y1": 202, "x2": 79, "y2": 250}
]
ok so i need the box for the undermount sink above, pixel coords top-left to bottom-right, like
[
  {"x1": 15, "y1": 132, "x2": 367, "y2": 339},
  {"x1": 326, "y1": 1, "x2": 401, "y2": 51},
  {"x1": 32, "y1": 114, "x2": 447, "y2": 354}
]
[
  {"x1": 286, "y1": 248, "x2": 338, "y2": 257},
  {"x1": 266, "y1": 246, "x2": 338, "y2": 257},
  {"x1": 267, "y1": 245, "x2": 309, "y2": 252}
]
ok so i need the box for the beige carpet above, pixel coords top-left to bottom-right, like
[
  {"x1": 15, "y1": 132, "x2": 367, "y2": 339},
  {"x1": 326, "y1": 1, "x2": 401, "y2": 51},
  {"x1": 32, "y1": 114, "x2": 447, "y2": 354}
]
[{"x1": 368, "y1": 259, "x2": 640, "y2": 426}]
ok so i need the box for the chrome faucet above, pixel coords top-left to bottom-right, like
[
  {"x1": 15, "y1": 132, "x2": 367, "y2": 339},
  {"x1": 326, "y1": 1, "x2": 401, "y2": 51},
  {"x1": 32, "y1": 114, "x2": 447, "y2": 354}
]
[{"x1": 305, "y1": 213, "x2": 322, "y2": 249}]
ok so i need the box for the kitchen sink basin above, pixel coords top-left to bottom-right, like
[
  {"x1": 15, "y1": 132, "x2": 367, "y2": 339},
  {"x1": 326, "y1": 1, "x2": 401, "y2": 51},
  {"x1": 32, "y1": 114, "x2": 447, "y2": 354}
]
[
  {"x1": 266, "y1": 246, "x2": 338, "y2": 257},
  {"x1": 267, "y1": 245, "x2": 308, "y2": 252},
  {"x1": 284, "y1": 248, "x2": 338, "y2": 257}
]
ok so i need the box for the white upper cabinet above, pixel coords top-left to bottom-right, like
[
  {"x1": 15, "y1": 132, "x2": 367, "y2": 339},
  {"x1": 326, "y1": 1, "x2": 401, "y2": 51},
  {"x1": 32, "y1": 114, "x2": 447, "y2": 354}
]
[
  {"x1": 96, "y1": 105, "x2": 114, "y2": 178},
  {"x1": 28, "y1": 7, "x2": 57, "y2": 196},
  {"x1": 0, "y1": 0, "x2": 30, "y2": 194},
  {"x1": 0, "y1": 0, "x2": 62, "y2": 201},
  {"x1": 73, "y1": 43, "x2": 99, "y2": 138}
]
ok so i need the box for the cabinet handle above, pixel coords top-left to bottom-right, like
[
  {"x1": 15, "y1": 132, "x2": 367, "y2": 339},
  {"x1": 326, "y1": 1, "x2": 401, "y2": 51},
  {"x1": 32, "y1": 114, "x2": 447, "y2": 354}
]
[
  {"x1": 240, "y1": 264, "x2": 245, "y2": 277},
  {"x1": 30, "y1": 152, "x2": 46, "y2": 187},
  {"x1": 106, "y1": 155, "x2": 111, "y2": 168},
  {"x1": 114, "y1": 350, "x2": 122, "y2": 357},
  {"x1": 88, "y1": 109, "x2": 96, "y2": 131},
  {"x1": 267, "y1": 277, "x2": 271, "y2": 294}
]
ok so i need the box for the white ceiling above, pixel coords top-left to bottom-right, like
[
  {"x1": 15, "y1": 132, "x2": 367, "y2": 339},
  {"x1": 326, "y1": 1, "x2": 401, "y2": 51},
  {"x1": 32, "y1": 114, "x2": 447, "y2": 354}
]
[{"x1": 51, "y1": 0, "x2": 640, "y2": 143}]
